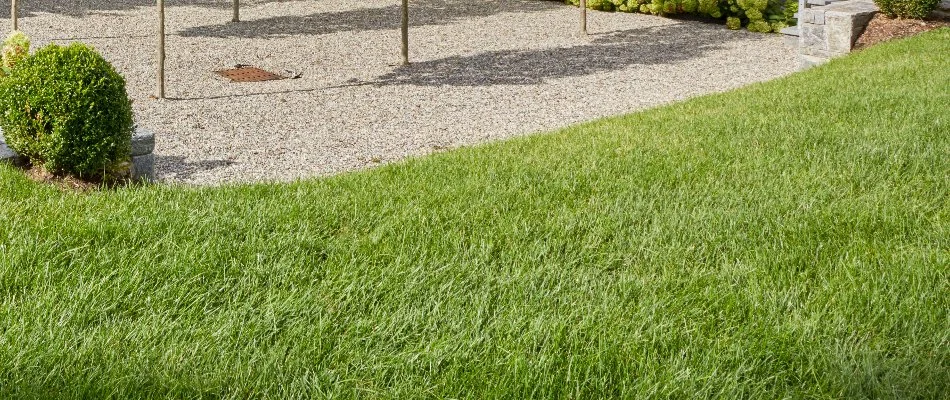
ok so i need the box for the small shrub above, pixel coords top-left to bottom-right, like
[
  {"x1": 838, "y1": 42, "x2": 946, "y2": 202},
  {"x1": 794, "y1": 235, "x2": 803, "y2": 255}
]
[
  {"x1": 1, "y1": 31, "x2": 30, "y2": 76},
  {"x1": 564, "y1": 0, "x2": 794, "y2": 31},
  {"x1": 0, "y1": 43, "x2": 133, "y2": 177},
  {"x1": 874, "y1": 0, "x2": 940, "y2": 18}
]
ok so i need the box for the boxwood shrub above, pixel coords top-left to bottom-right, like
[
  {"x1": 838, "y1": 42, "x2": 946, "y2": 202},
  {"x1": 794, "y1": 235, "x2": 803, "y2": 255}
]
[
  {"x1": 0, "y1": 43, "x2": 133, "y2": 177},
  {"x1": 565, "y1": 0, "x2": 796, "y2": 32},
  {"x1": 874, "y1": 0, "x2": 940, "y2": 18}
]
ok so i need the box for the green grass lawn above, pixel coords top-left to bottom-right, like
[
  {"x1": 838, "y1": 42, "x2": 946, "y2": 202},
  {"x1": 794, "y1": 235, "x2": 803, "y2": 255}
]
[{"x1": 1, "y1": 29, "x2": 948, "y2": 399}]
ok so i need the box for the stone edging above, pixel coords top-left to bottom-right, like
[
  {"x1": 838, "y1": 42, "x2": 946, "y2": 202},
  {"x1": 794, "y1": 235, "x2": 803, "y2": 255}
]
[
  {"x1": 130, "y1": 128, "x2": 156, "y2": 181},
  {"x1": 799, "y1": 0, "x2": 879, "y2": 68},
  {"x1": 0, "y1": 127, "x2": 156, "y2": 182}
]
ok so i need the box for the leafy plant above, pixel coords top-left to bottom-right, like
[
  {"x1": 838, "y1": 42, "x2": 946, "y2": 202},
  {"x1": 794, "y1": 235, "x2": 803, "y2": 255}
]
[
  {"x1": 0, "y1": 43, "x2": 133, "y2": 177},
  {"x1": 564, "y1": 0, "x2": 795, "y2": 31},
  {"x1": 874, "y1": 0, "x2": 940, "y2": 18},
  {"x1": 1, "y1": 30, "x2": 30, "y2": 76},
  {"x1": 727, "y1": 16, "x2": 743, "y2": 29},
  {"x1": 784, "y1": 0, "x2": 799, "y2": 25}
]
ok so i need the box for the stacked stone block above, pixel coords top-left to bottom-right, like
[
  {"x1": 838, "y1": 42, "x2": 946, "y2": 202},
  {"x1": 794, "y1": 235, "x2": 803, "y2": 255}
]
[
  {"x1": 131, "y1": 128, "x2": 156, "y2": 182},
  {"x1": 798, "y1": 0, "x2": 879, "y2": 68}
]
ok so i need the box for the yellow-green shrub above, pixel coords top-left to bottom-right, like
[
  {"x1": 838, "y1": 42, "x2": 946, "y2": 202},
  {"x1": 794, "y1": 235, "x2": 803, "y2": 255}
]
[{"x1": 562, "y1": 0, "x2": 796, "y2": 31}]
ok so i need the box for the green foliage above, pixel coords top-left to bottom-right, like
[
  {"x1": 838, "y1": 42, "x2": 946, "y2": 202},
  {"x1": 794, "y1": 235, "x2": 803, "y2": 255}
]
[
  {"x1": 784, "y1": 0, "x2": 799, "y2": 25},
  {"x1": 874, "y1": 0, "x2": 940, "y2": 18},
  {"x1": 747, "y1": 19, "x2": 773, "y2": 31},
  {"x1": 0, "y1": 29, "x2": 948, "y2": 399},
  {"x1": 727, "y1": 16, "x2": 743, "y2": 29},
  {"x1": 682, "y1": 0, "x2": 699, "y2": 13},
  {"x1": 745, "y1": 8, "x2": 764, "y2": 20},
  {"x1": 699, "y1": 0, "x2": 723, "y2": 17},
  {"x1": 1, "y1": 31, "x2": 30, "y2": 76},
  {"x1": 565, "y1": 0, "x2": 794, "y2": 31},
  {"x1": 585, "y1": 0, "x2": 609, "y2": 10},
  {"x1": 0, "y1": 43, "x2": 133, "y2": 177}
]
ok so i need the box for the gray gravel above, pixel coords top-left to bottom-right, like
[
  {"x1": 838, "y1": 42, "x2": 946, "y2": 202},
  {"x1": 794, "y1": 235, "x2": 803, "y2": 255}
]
[{"x1": 16, "y1": 0, "x2": 797, "y2": 185}]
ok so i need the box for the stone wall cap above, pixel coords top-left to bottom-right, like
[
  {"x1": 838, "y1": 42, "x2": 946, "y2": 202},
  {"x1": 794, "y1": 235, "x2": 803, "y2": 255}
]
[
  {"x1": 132, "y1": 127, "x2": 156, "y2": 156},
  {"x1": 822, "y1": 0, "x2": 879, "y2": 16}
]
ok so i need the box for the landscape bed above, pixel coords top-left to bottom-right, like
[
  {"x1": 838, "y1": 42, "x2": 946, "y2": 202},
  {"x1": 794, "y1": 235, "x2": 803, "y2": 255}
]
[
  {"x1": 0, "y1": 29, "x2": 948, "y2": 399},
  {"x1": 16, "y1": 0, "x2": 796, "y2": 184}
]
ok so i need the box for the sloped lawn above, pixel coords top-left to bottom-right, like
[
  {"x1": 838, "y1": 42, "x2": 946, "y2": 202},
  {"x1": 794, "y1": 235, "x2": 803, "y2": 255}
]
[{"x1": 1, "y1": 29, "x2": 947, "y2": 399}]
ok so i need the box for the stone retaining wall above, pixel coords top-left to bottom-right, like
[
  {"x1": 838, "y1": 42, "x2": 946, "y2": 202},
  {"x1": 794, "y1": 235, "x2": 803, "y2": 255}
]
[{"x1": 799, "y1": 0, "x2": 879, "y2": 68}]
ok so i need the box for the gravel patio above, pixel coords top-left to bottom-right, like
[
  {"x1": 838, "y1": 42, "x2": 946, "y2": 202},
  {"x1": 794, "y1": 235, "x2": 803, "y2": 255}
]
[{"x1": 12, "y1": 0, "x2": 797, "y2": 185}]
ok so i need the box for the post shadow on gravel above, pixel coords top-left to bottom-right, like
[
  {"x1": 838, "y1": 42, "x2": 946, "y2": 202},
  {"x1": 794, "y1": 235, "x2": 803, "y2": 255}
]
[
  {"x1": 0, "y1": 0, "x2": 227, "y2": 18},
  {"x1": 174, "y1": 22, "x2": 755, "y2": 100},
  {"x1": 178, "y1": 0, "x2": 558, "y2": 38},
  {"x1": 357, "y1": 23, "x2": 758, "y2": 87},
  {"x1": 155, "y1": 155, "x2": 235, "y2": 181}
]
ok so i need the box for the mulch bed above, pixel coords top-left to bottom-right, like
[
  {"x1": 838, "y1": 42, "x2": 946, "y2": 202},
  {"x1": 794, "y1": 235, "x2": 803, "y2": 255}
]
[{"x1": 854, "y1": 14, "x2": 950, "y2": 50}]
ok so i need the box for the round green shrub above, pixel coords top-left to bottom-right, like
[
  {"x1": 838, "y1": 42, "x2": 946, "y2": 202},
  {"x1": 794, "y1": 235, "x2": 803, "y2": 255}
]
[
  {"x1": 0, "y1": 43, "x2": 133, "y2": 177},
  {"x1": 874, "y1": 0, "x2": 940, "y2": 18}
]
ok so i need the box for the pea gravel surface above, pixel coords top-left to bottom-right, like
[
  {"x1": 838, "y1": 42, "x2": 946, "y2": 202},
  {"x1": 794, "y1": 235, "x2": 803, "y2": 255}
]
[{"x1": 12, "y1": 0, "x2": 797, "y2": 185}]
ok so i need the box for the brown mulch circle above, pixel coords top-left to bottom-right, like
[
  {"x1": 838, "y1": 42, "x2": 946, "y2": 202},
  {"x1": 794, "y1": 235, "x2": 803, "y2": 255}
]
[{"x1": 854, "y1": 14, "x2": 950, "y2": 50}]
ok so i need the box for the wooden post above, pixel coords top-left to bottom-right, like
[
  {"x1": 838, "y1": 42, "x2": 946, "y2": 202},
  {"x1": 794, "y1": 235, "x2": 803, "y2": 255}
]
[
  {"x1": 157, "y1": 0, "x2": 165, "y2": 99},
  {"x1": 580, "y1": 0, "x2": 587, "y2": 35},
  {"x1": 232, "y1": 0, "x2": 240, "y2": 22},
  {"x1": 11, "y1": 0, "x2": 17, "y2": 31},
  {"x1": 400, "y1": 0, "x2": 409, "y2": 65}
]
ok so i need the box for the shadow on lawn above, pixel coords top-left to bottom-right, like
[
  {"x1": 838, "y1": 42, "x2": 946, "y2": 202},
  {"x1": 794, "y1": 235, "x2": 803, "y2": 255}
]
[
  {"x1": 348, "y1": 22, "x2": 758, "y2": 87},
  {"x1": 178, "y1": 0, "x2": 558, "y2": 38}
]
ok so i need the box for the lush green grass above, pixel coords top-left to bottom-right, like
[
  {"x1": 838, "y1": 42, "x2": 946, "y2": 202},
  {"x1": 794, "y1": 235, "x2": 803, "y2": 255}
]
[{"x1": 1, "y1": 30, "x2": 948, "y2": 399}]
